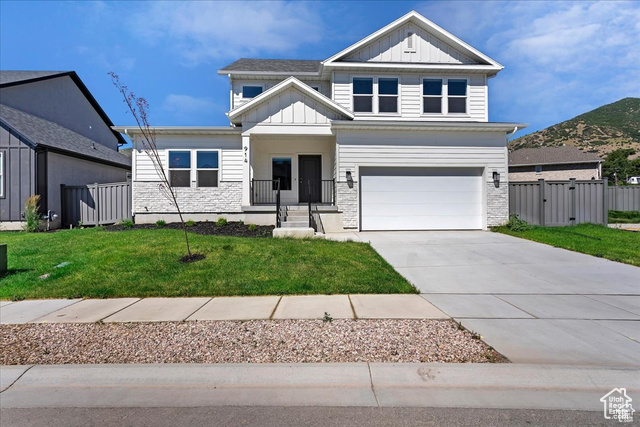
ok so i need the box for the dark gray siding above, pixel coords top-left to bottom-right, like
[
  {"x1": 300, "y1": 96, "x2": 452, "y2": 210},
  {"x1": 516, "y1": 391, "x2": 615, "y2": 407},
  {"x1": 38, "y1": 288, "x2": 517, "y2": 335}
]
[
  {"x1": 0, "y1": 126, "x2": 35, "y2": 222},
  {"x1": 0, "y1": 76, "x2": 119, "y2": 150}
]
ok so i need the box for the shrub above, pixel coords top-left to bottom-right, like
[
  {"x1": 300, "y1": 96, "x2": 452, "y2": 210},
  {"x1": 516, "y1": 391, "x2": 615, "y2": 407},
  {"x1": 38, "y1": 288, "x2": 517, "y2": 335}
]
[
  {"x1": 216, "y1": 217, "x2": 228, "y2": 227},
  {"x1": 119, "y1": 219, "x2": 134, "y2": 228},
  {"x1": 248, "y1": 223, "x2": 257, "y2": 231},
  {"x1": 506, "y1": 214, "x2": 531, "y2": 232},
  {"x1": 23, "y1": 195, "x2": 41, "y2": 232},
  {"x1": 185, "y1": 220, "x2": 196, "y2": 227},
  {"x1": 155, "y1": 220, "x2": 166, "y2": 227}
]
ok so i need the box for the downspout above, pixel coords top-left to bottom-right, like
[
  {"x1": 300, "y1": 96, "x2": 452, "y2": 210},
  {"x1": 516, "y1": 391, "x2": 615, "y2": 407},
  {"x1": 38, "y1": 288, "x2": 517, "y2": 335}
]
[{"x1": 507, "y1": 126, "x2": 519, "y2": 141}]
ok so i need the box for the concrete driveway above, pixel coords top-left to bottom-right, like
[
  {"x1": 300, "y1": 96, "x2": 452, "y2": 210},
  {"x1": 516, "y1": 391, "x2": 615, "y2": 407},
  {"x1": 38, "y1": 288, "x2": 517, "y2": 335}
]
[{"x1": 357, "y1": 231, "x2": 640, "y2": 367}]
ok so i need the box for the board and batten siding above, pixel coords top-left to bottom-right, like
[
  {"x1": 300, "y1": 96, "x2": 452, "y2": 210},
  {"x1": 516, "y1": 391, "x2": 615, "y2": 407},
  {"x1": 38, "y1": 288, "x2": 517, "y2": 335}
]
[
  {"x1": 133, "y1": 135, "x2": 242, "y2": 182},
  {"x1": 0, "y1": 126, "x2": 36, "y2": 222},
  {"x1": 344, "y1": 23, "x2": 476, "y2": 64},
  {"x1": 332, "y1": 72, "x2": 487, "y2": 121},
  {"x1": 232, "y1": 80, "x2": 330, "y2": 110},
  {"x1": 336, "y1": 130, "x2": 508, "y2": 181},
  {"x1": 241, "y1": 86, "x2": 341, "y2": 125}
]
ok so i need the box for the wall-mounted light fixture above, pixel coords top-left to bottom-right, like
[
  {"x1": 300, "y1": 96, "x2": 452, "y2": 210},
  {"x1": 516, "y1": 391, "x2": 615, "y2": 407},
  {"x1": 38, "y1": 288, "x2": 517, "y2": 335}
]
[
  {"x1": 493, "y1": 171, "x2": 500, "y2": 186},
  {"x1": 346, "y1": 171, "x2": 353, "y2": 188}
]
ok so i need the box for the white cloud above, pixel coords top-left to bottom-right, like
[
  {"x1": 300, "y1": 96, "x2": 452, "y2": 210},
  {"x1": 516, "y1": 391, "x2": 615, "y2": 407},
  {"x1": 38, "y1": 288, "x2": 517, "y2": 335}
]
[{"x1": 129, "y1": 1, "x2": 323, "y2": 65}]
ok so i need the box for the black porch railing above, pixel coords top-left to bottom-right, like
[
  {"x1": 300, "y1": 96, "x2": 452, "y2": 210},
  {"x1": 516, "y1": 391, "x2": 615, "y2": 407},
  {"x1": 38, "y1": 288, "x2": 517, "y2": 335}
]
[{"x1": 251, "y1": 179, "x2": 335, "y2": 205}]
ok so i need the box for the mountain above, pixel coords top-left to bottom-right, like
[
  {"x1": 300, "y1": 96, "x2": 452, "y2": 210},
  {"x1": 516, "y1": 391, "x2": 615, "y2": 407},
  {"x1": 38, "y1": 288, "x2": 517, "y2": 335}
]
[{"x1": 509, "y1": 98, "x2": 640, "y2": 158}]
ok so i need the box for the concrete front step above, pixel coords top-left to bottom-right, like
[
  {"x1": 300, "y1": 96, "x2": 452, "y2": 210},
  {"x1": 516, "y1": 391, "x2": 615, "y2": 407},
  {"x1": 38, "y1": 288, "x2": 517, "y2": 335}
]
[
  {"x1": 273, "y1": 227, "x2": 315, "y2": 238},
  {"x1": 280, "y1": 221, "x2": 311, "y2": 228}
]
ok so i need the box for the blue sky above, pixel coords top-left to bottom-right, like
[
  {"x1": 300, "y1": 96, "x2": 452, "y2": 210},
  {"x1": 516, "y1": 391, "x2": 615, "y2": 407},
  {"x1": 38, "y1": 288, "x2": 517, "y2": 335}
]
[{"x1": 2, "y1": 1, "x2": 639, "y2": 144}]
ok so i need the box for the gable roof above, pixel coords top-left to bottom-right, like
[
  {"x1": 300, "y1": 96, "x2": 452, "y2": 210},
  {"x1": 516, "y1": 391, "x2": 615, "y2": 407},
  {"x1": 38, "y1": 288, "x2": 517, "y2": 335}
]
[
  {"x1": 0, "y1": 104, "x2": 131, "y2": 168},
  {"x1": 0, "y1": 70, "x2": 127, "y2": 147},
  {"x1": 227, "y1": 77, "x2": 354, "y2": 125},
  {"x1": 323, "y1": 11, "x2": 503, "y2": 72},
  {"x1": 509, "y1": 146, "x2": 602, "y2": 167},
  {"x1": 218, "y1": 59, "x2": 322, "y2": 76}
]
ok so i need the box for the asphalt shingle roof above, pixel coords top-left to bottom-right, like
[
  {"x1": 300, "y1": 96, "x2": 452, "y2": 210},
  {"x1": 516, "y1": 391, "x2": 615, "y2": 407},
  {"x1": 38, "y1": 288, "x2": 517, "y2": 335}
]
[
  {"x1": 0, "y1": 71, "x2": 70, "y2": 86},
  {"x1": 219, "y1": 58, "x2": 322, "y2": 73},
  {"x1": 509, "y1": 146, "x2": 602, "y2": 166},
  {"x1": 0, "y1": 104, "x2": 131, "y2": 168}
]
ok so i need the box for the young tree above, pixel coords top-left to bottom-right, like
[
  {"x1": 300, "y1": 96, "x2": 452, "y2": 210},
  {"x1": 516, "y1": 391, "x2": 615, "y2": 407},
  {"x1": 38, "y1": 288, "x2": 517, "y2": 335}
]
[{"x1": 109, "y1": 72, "x2": 197, "y2": 259}]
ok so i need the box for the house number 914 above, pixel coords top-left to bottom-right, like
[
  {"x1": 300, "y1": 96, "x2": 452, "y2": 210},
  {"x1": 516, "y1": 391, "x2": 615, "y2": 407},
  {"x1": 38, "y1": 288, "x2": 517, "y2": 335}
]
[{"x1": 244, "y1": 145, "x2": 248, "y2": 163}]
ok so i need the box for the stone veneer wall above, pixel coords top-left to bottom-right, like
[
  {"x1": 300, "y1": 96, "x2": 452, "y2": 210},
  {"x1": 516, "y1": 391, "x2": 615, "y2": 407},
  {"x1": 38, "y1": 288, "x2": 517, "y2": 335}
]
[
  {"x1": 133, "y1": 181, "x2": 243, "y2": 214},
  {"x1": 486, "y1": 181, "x2": 509, "y2": 227},
  {"x1": 336, "y1": 180, "x2": 509, "y2": 229}
]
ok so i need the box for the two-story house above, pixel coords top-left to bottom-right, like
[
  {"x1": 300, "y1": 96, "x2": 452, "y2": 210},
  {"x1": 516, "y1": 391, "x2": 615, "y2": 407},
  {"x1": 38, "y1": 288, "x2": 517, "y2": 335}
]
[{"x1": 117, "y1": 11, "x2": 526, "y2": 233}]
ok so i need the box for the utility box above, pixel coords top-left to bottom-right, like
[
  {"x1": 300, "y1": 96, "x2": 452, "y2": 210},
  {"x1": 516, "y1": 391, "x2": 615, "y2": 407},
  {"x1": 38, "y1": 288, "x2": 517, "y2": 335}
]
[{"x1": 0, "y1": 244, "x2": 6, "y2": 275}]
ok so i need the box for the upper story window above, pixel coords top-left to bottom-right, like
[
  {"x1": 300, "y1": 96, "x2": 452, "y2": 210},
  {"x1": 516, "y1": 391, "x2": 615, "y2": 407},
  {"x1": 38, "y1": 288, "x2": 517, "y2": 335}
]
[
  {"x1": 378, "y1": 78, "x2": 398, "y2": 113},
  {"x1": 353, "y1": 77, "x2": 374, "y2": 112},
  {"x1": 242, "y1": 85, "x2": 263, "y2": 99},
  {"x1": 422, "y1": 78, "x2": 468, "y2": 115},
  {"x1": 168, "y1": 151, "x2": 191, "y2": 187},
  {"x1": 423, "y1": 79, "x2": 443, "y2": 114},
  {"x1": 196, "y1": 151, "x2": 219, "y2": 187},
  {"x1": 448, "y1": 79, "x2": 467, "y2": 114},
  {"x1": 310, "y1": 85, "x2": 320, "y2": 91},
  {"x1": 535, "y1": 165, "x2": 542, "y2": 173}
]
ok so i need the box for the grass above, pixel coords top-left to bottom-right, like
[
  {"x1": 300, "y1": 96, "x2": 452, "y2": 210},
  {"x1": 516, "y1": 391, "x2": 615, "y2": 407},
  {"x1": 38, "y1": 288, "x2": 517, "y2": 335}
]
[
  {"x1": 0, "y1": 228, "x2": 416, "y2": 300},
  {"x1": 494, "y1": 223, "x2": 640, "y2": 267},
  {"x1": 609, "y1": 210, "x2": 640, "y2": 224}
]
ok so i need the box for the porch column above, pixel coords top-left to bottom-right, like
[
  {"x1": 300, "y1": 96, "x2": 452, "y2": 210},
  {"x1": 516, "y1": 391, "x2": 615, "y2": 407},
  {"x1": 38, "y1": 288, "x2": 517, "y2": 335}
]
[{"x1": 242, "y1": 133, "x2": 251, "y2": 205}]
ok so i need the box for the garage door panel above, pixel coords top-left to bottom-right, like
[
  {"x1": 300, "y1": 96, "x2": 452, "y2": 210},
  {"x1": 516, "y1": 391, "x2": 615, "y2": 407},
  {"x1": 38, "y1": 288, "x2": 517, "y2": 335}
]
[
  {"x1": 363, "y1": 190, "x2": 481, "y2": 205},
  {"x1": 360, "y1": 167, "x2": 483, "y2": 231}
]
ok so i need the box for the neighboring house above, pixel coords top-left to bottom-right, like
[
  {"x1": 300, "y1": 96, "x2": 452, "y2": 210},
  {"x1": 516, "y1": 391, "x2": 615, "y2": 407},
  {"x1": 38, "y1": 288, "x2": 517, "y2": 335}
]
[
  {"x1": 509, "y1": 146, "x2": 602, "y2": 182},
  {"x1": 0, "y1": 71, "x2": 131, "y2": 230},
  {"x1": 116, "y1": 11, "x2": 526, "y2": 232}
]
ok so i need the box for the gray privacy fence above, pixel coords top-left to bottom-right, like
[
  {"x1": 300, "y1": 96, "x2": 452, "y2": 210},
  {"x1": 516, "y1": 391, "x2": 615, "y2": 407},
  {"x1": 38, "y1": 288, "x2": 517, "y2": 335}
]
[
  {"x1": 608, "y1": 186, "x2": 640, "y2": 212},
  {"x1": 509, "y1": 179, "x2": 608, "y2": 226},
  {"x1": 60, "y1": 182, "x2": 131, "y2": 227}
]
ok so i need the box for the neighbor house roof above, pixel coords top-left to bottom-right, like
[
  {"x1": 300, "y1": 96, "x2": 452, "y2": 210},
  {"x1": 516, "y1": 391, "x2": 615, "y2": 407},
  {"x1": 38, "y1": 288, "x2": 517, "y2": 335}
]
[
  {"x1": 0, "y1": 104, "x2": 131, "y2": 168},
  {"x1": 218, "y1": 59, "x2": 322, "y2": 75},
  {"x1": 0, "y1": 70, "x2": 127, "y2": 146},
  {"x1": 509, "y1": 146, "x2": 602, "y2": 167}
]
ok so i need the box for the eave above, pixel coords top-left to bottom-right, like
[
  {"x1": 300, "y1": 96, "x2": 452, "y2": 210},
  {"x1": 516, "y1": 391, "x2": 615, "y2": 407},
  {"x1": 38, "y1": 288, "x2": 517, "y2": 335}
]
[
  {"x1": 112, "y1": 126, "x2": 241, "y2": 136},
  {"x1": 331, "y1": 120, "x2": 528, "y2": 132}
]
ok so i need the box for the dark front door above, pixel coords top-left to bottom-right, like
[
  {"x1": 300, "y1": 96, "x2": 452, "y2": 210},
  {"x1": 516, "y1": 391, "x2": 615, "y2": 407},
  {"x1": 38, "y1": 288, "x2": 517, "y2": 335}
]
[{"x1": 298, "y1": 155, "x2": 322, "y2": 203}]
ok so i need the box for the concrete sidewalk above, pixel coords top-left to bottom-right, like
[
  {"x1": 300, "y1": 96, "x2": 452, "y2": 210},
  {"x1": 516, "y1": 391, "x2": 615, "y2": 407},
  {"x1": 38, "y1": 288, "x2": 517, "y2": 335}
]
[
  {"x1": 1, "y1": 363, "x2": 637, "y2": 411},
  {"x1": 0, "y1": 294, "x2": 447, "y2": 324}
]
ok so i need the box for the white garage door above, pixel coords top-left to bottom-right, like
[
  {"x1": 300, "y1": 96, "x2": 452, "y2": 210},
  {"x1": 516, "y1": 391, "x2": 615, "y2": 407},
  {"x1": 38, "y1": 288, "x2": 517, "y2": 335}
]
[{"x1": 360, "y1": 167, "x2": 483, "y2": 231}]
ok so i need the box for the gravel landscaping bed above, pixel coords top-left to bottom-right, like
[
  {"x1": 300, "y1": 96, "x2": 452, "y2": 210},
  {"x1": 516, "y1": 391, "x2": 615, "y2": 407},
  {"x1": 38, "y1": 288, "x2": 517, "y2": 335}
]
[{"x1": 0, "y1": 319, "x2": 507, "y2": 365}]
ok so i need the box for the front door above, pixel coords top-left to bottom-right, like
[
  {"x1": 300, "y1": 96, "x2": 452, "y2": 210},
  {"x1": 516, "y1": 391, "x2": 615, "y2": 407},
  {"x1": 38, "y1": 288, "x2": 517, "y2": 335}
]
[{"x1": 298, "y1": 155, "x2": 321, "y2": 203}]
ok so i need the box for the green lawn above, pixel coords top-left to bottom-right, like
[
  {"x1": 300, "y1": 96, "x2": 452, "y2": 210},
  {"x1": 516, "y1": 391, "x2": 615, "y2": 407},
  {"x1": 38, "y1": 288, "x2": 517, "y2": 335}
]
[
  {"x1": 0, "y1": 228, "x2": 416, "y2": 300},
  {"x1": 609, "y1": 210, "x2": 640, "y2": 223},
  {"x1": 495, "y1": 223, "x2": 640, "y2": 267}
]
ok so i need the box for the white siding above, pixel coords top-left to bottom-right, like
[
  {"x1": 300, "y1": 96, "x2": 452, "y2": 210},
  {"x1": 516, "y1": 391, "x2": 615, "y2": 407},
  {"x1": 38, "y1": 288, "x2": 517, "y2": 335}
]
[
  {"x1": 133, "y1": 134, "x2": 242, "y2": 182},
  {"x1": 336, "y1": 129, "x2": 507, "y2": 182},
  {"x1": 232, "y1": 79, "x2": 330, "y2": 110},
  {"x1": 332, "y1": 72, "x2": 487, "y2": 121},
  {"x1": 241, "y1": 86, "x2": 341, "y2": 125},
  {"x1": 344, "y1": 23, "x2": 477, "y2": 64}
]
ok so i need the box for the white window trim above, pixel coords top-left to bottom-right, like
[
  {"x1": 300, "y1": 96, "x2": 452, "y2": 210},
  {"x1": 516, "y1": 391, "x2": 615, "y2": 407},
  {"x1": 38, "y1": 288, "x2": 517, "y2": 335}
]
[
  {"x1": 0, "y1": 151, "x2": 4, "y2": 198},
  {"x1": 241, "y1": 84, "x2": 265, "y2": 99},
  {"x1": 420, "y1": 76, "x2": 470, "y2": 117},
  {"x1": 351, "y1": 76, "x2": 401, "y2": 116},
  {"x1": 166, "y1": 149, "x2": 192, "y2": 188},
  {"x1": 195, "y1": 149, "x2": 221, "y2": 188}
]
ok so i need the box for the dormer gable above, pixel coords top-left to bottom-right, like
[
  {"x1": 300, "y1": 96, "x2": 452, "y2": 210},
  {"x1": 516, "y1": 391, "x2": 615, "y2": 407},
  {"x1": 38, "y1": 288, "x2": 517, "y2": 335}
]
[{"x1": 323, "y1": 11, "x2": 502, "y2": 73}]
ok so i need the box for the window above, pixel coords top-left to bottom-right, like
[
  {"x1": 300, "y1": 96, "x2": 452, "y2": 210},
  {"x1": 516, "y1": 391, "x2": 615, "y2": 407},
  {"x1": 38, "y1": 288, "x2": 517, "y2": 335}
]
[
  {"x1": 168, "y1": 151, "x2": 191, "y2": 187},
  {"x1": 448, "y1": 79, "x2": 467, "y2": 113},
  {"x1": 310, "y1": 85, "x2": 320, "y2": 92},
  {"x1": 242, "y1": 85, "x2": 263, "y2": 99},
  {"x1": 272, "y1": 157, "x2": 292, "y2": 191},
  {"x1": 0, "y1": 152, "x2": 3, "y2": 197},
  {"x1": 196, "y1": 151, "x2": 219, "y2": 187},
  {"x1": 353, "y1": 77, "x2": 373, "y2": 112},
  {"x1": 378, "y1": 78, "x2": 398, "y2": 113},
  {"x1": 423, "y1": 79, "x2": 443, "y2": 113},
  {"x1": 535, "y1": 165, "x2": 542, "y2": 173}
]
